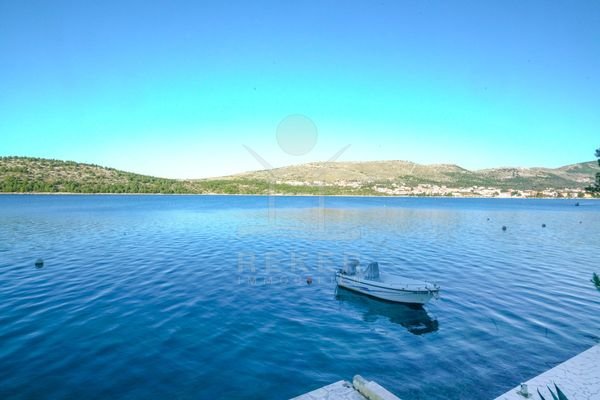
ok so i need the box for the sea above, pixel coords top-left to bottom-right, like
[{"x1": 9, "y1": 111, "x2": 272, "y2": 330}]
[{"x1": 1, "y1": 195, "x2": 599, "y2": 399}]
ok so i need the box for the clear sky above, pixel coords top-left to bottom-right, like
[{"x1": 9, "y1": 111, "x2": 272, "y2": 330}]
[{"x1": 0, "y1": 1, "x2": 599, "y2": 178}]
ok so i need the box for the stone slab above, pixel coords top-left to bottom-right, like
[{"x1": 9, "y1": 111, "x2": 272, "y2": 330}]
[
  {"x1": 291, "y1": 380, "x2": 367, "y2": 400},
  {"x1": 495, "y1": 344, "x2": 600, "y2": 400}
]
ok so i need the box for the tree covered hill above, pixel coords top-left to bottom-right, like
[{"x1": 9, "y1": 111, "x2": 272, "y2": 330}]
[
  {"x1": 0, "y1": 156, "x2": 597, "y2": 195},
  {"x1": 0, "y1": 157, "x2": 197, "y2": 194},
  {"x1": 0, "y1": 157, "x2": 373, "y2": 195}
]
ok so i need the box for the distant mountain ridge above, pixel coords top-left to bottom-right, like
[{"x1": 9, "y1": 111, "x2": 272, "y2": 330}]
[
  {"x1": 228, "y1": 160, "x2": 598, "y2": 190},
  {"x1": 0, "y1": 156, "x2": 598, "y2": 196}
]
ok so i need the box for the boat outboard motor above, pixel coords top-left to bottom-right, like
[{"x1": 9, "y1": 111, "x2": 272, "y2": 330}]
[
  {"x1": 364, "y1": 262, "x2": 380, "y2": 280},
  {"x1": 343, "y1": 259, "x2": 359, "y2": 275}
]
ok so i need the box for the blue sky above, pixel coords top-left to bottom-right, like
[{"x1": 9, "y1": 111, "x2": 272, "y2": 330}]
[{"x1": 0, "y1": 1, "x2": 599, "y2": 178}]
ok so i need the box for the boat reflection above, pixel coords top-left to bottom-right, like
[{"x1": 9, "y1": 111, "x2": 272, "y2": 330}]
[{"x1": 335, "y1": 287, "x2": 439, "y2": 335}]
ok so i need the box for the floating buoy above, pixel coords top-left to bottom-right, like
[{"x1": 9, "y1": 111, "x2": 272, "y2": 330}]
[
  {"x1": 542, "y1": 224, "x2": 546, "y2": 228},
  {"x1": 502, "y1": 226, "x2": 507, "y2": 231},
  {"x1": 34, "y1": 258, "x2": 44, "y2": 268},
  {"x1": 575, "y1": 202, "x2": 580, "y2": 207},
  {"x1": 306, "y1": 276, "x2": 313, "y2": 285},
  {"x1": 486, "y1": 218, "x2": 490, "y2": 221}
]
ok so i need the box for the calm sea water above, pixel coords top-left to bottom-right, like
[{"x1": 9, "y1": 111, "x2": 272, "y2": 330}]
[{"x1": 1, "y1": 195, "x2": 599, "y2": 399}]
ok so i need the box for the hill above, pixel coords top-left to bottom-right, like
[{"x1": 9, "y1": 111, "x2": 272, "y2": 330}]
[
  {"x1": 0, "y1": 156, "x2": 598, "y2": 196},
  {"x1": 0, "y1": 157, "x2": 198, "y2": 194},
  {"x1": 229, "y1": 160, "x2": 599, "y2": 191}
]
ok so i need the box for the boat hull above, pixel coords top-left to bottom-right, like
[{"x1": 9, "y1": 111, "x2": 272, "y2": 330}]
[{"x1": 335, "y1": 273, "x2": 437, "y2": 305}]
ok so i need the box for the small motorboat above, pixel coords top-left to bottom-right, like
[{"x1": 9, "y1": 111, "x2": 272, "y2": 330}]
[{"x1": 335, "y1": 260, "x2": 440, "y2": 305}]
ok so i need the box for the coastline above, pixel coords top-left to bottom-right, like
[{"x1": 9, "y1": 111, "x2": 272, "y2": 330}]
[{"x1": 0, "y1": 192, "x2": 596, "y2": 200}]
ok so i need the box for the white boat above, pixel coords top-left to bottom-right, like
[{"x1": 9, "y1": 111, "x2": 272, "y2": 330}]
[{"x1": 335, "y1": 260, "x2": 440, "y2": 305}]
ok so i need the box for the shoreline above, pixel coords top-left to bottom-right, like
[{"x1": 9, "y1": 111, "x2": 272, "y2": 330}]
[{"x1": 0, "y1": 192, "x2": 596, "y2": 200}]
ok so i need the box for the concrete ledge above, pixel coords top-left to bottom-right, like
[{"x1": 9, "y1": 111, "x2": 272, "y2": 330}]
[
  {"x1": 291, "y1": 380, "x2": 366, "y2": 400},
  {"x1": 292, "y1": 345, "x2": 600, "y2": 400},
  {"x1": 495, "y1": 344, "x2": 600, "y2": 400},
  {"x1": 353, "y1": 375, "x2": 402, "y2": 400},
  {"x1": 290, "y1": 376, "x2": 402, "y2": 400}
]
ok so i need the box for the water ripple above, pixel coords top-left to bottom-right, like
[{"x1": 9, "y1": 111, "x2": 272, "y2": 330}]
[{"x1": 0, "y1": 196, "x2": 599, "y2": 399}]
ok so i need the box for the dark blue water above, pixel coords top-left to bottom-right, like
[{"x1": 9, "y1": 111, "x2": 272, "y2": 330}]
[{"x1": 1, "y1": 195, "x2": 599, "y2": 399}]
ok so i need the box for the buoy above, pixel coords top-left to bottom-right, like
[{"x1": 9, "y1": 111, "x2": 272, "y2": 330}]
[
  {"x1": 487, "y1": 218, "x2": 490, "y2": 221},
  {"x1": 542, "y1": 224, "x2": 546, "y2": 228},
  {"x1": 35, "y1": 258, "x2": 44, "y2": 268},
  {"x1": 575, "y1": 202, "x2": 580, "y2": 207},
  {"x1": 502, "y1": 226, "x2": 507, "y2": 231},
  {"x1": 306, "y1": 276, "x2": 313, "y2": 285}
]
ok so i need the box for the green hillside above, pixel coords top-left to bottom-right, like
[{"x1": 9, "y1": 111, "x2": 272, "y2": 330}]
[
  {"x1": 0, "y1": 156, "x2": 598, "y2": 195},
  {"x1": 0, "y1": 157, "x2": 375, "y2": 195},
  {"x1": 0, "y1": 157, "x2": 197, "y2": 194}
]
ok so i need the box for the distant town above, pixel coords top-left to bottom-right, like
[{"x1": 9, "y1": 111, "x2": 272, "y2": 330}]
[{"x1": 273, "y1": 179, "x2": 592, "y2": 198}]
